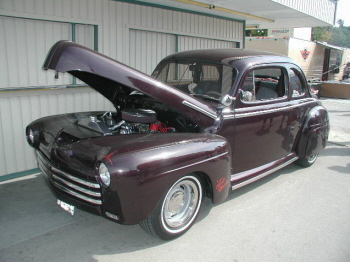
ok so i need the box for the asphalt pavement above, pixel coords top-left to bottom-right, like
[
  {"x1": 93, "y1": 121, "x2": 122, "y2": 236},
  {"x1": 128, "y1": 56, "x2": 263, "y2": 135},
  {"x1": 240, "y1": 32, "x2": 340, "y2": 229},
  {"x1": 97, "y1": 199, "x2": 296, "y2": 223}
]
[{"x1": 0, "y1": 98, "x2": 349, "y2": 262}]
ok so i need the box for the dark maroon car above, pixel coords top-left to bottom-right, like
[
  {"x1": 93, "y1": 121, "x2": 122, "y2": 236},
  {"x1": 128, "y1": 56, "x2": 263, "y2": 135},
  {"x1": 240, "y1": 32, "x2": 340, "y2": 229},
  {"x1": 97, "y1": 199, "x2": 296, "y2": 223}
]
[{"x1": 26, "y1": 41, "x2": 329, "y2": 240}]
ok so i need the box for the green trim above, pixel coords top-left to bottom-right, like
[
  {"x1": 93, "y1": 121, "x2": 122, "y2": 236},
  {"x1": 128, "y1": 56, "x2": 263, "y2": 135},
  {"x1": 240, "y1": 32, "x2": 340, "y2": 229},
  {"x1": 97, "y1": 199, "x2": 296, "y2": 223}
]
[
  {"x1": 0, "y1": 14, "x2": 97, "y2": 26},
  {"x1": 71, "y1": 23, "x2": 76, "y2": 42},
  {"x1": 174, "y1": 34, "x2": 179, "y2": 77},
  {"x1": 0, "y1": 84, "x2": 89, "y2": 92},
  {"x1": 0, "y1": 168, "x2": 41, "y2": 182},
  {"x1": 71, "y1": 23, "x2": 77, "y2": 85},
  {"x1": 241, "y1": 20, "x2": 246, "y2": 49},
  {"x1": 175, "y1": 34, "x2": 179, "y2": 53},
  {"x1": 115, "y1": 0, "x2": 245, "y2": 23},
  {"x1": 94, "y1": 25, "x2": 99, "y2": 51}
]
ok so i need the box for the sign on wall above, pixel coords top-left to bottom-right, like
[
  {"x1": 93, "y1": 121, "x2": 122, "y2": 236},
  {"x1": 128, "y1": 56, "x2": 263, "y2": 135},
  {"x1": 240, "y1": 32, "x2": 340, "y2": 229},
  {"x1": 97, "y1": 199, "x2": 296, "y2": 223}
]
[
  {"x1": 268, "y1": 29, "x2": 290, "y2": 38},
  {"x1": 300, "y1": 48, "x2": 311, "y2": 60}
]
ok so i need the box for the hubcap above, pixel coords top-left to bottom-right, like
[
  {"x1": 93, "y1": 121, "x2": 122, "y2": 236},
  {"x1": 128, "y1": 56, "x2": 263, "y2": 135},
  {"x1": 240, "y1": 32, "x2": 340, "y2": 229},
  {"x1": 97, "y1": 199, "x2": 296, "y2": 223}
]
[
  {"x1": 161, "y1": 176, "x2": 201, "y2": 233},
  {"x1": 307, "y1": 154, "x2": 317, "y2": 163}
]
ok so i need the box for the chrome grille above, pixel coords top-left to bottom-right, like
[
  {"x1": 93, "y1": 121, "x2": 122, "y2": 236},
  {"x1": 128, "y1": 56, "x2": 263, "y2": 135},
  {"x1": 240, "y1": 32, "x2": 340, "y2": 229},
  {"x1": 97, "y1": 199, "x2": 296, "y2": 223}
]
[{"x1": 37, "y1": 151, "x2": 102, "y2": 205}]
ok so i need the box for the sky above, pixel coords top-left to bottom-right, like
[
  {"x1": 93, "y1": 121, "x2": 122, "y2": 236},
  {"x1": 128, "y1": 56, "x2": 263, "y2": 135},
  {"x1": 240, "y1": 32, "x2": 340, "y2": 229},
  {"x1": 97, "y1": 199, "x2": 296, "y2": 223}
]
[{"x1": 336, "y1": 0, "x2": 350, "y2": 26}]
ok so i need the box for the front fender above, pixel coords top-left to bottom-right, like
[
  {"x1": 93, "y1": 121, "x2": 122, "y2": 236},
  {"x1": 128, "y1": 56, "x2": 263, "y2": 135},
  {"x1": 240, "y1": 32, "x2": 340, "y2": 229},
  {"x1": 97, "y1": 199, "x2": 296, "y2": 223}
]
[
  {"x1": 102, "y1": 133, "x2": 231, "y2": 225},
  {"x1": 297, "y1": 105, "x2": 329, "y2": 158}
]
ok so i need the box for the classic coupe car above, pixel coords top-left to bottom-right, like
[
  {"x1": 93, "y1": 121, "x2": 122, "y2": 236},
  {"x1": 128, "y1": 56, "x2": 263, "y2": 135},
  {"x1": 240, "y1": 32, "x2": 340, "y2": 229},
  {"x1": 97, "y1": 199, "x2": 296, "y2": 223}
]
[{"x1": 26, "y1": 40, "x2": 329, "y2": 240}]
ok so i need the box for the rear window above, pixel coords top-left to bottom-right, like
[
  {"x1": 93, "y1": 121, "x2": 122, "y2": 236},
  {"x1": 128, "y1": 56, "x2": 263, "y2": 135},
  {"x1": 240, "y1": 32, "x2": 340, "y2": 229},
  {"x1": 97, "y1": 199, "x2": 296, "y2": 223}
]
[{"x1": 153, "y1": 61, "x2": 234, "y2": 99}]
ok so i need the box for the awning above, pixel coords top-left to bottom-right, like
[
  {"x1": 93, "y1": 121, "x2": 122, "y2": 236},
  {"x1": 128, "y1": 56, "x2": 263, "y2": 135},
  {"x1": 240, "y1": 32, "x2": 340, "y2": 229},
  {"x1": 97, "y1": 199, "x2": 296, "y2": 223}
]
[
  {"x1": 123, "y1": 0, "x2": 336, "y2": 28},
  {"x1": 315, "y1": 41, "x2": 349, "y2": 51}
]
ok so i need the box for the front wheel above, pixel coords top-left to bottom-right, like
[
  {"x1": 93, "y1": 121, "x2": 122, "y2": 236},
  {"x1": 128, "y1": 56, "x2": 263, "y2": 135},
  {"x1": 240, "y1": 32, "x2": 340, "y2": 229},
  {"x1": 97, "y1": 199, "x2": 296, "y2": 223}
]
[
  {"x1": 139, "y1": 175, "x2": 203, "y2": 240},
  {"x1": 296, "y1": 153, "x2": 318, "y2": 167}
]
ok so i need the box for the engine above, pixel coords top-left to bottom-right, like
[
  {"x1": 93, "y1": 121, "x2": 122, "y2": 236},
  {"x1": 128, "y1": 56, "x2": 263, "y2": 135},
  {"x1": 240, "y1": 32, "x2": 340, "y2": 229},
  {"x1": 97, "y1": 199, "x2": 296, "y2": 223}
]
[{"x1": 77, "y1": 109, "x2": 175, "y2": 135}]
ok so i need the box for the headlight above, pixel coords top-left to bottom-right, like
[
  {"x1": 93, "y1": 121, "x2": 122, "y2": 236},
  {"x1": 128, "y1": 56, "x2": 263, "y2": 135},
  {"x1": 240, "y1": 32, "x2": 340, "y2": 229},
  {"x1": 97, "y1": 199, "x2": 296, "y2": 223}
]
[
  {"x1": 28, "y1": 128, "x2": 35, "y2": 144},
  {"x1": 99, "y1": 163, "x2": 111, "y2": 187},
  {"x1": 26, "y1": 126, "x2": 40, "y2": 148}
]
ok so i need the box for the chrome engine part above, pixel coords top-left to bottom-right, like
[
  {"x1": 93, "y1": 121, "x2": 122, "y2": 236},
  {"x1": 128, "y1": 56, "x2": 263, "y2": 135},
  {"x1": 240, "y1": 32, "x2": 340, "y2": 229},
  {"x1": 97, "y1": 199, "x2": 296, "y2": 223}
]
[
  {"x1": 78, "y1": 109, "x2": 174, "y2": 135},
  {"x1": 122, "y1": 108, "x2": 157, "y2": 124},
  {"x1": 119, "y1": 122, "x2": 151, "y2": 134},
  {"x1": 77, "y1": 115, "x2": 113, "y2": 135}
]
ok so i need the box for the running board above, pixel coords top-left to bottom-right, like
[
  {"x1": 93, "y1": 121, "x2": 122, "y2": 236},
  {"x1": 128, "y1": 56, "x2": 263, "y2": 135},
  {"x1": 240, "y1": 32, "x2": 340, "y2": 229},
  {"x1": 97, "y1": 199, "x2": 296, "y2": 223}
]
[{"x1": 231, "y1": 156, "x2": 298, "y2": 191}]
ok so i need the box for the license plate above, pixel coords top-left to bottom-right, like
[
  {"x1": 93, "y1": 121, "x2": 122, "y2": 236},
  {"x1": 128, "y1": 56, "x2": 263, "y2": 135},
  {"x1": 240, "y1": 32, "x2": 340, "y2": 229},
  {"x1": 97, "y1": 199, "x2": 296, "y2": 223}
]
[{"x1": 57, "y1": 199, "x2": 75, "y2": 216}]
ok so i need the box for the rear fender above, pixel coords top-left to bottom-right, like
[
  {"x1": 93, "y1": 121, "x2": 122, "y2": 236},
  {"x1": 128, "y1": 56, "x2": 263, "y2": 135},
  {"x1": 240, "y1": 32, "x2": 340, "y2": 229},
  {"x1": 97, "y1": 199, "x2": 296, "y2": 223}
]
[{"x1": 297, "y1": 106, "x2": 329, "y2": 158}]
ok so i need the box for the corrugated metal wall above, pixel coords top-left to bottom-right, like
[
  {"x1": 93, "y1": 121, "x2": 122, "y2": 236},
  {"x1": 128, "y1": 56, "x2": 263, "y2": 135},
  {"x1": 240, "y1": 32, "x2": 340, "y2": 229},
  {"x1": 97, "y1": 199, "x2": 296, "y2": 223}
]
[
  {"x1": 0, "y1": 0, "x2": 244, "y2": 177},
  {"x1": 0, "y1": 16, "x2": 72, "y2": 88},
  {"x1": 179, "y1": 36, "x2": 237, "y2": 51},
  {"x1": 0, "y1": 0, "x2": 243, "y2": 85},
  {"x1": 0, "y1": 88, "x2": 114, "y2": 177},
  {"x1": 0, "y1": 16, "x2": 95, "y2": 89},
  {"x1": 129, "y1": 30, "x2": 176, "y2": 74},
  {"x1": 128, "y1": 31, "x2": 238, "y2": 74}
]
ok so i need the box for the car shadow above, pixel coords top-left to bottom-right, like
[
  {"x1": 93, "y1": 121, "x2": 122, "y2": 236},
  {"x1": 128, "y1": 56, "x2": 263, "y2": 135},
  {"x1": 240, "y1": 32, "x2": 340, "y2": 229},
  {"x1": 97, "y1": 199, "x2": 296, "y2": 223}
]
[
  {"x1": 321, "y1": 143, "x2": 350, "y2": 156},
  {"x1": 321, "y1": 143, "x2": 350, "y2": 175},
  {"x1": 0, "y1": 174, "x2": 163, "y2": 261}
]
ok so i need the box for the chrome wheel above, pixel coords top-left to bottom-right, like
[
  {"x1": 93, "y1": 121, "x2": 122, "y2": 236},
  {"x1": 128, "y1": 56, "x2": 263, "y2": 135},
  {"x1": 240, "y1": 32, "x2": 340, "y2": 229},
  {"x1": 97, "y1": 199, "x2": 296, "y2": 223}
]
[
  {"x1": 139, "y1": 174, "x2": 203, "y2": 240},
  {"x1": 296, "y1": 153, "x2": 319, "y2": 167},
  {"x1": 161, "y1": 176, "x2": 202, "y2": 233},
  {"x1": 307, "y1": 154, "x2": 317, "y2": 164}
]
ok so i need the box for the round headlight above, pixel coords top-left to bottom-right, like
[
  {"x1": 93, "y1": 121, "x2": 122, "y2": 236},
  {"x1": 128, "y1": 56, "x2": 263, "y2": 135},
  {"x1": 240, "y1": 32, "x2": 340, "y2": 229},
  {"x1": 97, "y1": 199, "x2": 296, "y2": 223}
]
[
  {"x1": 26, "y1": 127, "x2": 39, "y2": 148},
  {"x1": 99, "y1": 163, "x2": 111, "y2": 187},
  {"x1": 28, "y1": 128, "x2": 35, "y2": 144}
]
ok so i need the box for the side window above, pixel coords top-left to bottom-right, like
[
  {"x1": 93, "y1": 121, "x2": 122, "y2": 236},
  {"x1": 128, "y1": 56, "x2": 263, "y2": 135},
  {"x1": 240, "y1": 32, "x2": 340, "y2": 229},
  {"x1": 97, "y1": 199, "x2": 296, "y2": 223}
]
[
  {"x1": 289, "y1": 69, "x2": 305, "y2": 97},
  {"x1": 240, "y1": 67, "x2": 286, "y2": 102}
]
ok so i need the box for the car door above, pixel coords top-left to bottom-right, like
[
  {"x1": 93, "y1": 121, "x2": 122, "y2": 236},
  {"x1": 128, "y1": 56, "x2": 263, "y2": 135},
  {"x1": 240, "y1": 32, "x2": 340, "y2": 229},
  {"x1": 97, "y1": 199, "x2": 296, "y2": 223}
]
[
  {"x1": 225, "y1": 65, "x2": 296, "y2": 174},
  {"x1": 285, "y1": 66, "x2": 317, "y2": 150}
]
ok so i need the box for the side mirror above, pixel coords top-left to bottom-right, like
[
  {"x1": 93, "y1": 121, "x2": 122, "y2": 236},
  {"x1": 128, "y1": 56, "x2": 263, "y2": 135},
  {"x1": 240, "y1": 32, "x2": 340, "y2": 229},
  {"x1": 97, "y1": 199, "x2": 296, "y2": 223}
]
[
  {"x1": 219, "y1": 94, "x2": 235, "y2": 107},
  {"x1": 239, "y1": 89, "x2": 254, "y2": 102}
]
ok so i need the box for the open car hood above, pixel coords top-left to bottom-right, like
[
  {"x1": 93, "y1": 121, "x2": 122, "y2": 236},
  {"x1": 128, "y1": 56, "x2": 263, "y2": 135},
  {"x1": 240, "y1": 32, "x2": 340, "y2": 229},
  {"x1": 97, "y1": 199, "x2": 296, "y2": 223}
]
[{"x1": 43, "y1": 41, "x2": 218, "y2": 128}]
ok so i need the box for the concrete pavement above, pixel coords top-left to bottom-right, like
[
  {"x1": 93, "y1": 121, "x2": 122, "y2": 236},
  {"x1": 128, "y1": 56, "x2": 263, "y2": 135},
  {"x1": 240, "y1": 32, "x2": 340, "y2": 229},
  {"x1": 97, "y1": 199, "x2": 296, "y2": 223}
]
[
  {"x1": 1, "y1": 98, "x2": 349, "y2": 262},
  {"x1": 321, "y1": 98, "x2": 350, "y2": 146}
]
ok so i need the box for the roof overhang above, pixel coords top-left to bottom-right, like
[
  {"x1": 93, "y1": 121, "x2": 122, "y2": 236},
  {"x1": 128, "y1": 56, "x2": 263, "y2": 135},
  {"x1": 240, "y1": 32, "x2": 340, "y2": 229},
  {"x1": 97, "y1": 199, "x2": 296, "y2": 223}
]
[
  {"x1": 315, "y1": 41, "x2": 348, "y2": 51},
  {"x1": 118, "y1": 0, "x2": 336, "y2": 28}
]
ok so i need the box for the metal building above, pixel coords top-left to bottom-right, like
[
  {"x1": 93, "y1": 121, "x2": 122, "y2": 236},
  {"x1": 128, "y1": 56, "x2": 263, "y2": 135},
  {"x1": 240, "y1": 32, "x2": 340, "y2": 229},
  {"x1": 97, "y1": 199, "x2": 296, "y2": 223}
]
[{"x1": 0, "y1": 0, "x2": 336, "y2": 179}]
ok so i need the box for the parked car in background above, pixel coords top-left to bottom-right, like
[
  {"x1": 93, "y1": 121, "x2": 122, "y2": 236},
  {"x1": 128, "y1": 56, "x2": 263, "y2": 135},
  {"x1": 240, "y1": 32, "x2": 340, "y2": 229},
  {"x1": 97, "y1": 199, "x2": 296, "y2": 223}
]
[{"x1": 26, "y1": 41, "x2": 329, "y2": 240}]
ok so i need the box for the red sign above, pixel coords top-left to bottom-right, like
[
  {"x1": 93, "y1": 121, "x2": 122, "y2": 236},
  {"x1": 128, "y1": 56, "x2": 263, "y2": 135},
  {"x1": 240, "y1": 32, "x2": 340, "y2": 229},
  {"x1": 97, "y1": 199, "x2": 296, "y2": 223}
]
[{"x1": 300, "y1": 49, "x2": 310, "y2": 60}]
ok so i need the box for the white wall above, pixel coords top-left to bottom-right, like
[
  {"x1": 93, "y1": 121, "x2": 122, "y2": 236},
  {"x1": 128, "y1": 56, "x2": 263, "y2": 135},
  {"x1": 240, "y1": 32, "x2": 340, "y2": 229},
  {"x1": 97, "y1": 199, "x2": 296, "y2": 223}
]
[
  {"x1": 0, "y1": 0, "x2": 244, "y2": 177},
  {"x1": 245, "y1": 37, "x2": 326, "y2": 80},
  {"x1": 287, "y1": 38, "x2": 324, "y2": 80},
  {"x1": 245, "y1": 38, "x2": 289, "y2": 56},
  {"x1": 292, "y1": 28, "x2": 312, "y2": 41}
]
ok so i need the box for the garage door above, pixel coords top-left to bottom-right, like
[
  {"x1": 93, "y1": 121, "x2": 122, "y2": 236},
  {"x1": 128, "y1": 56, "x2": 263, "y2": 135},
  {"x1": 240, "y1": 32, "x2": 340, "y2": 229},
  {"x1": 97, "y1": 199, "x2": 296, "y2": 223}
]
[
  {"x1": 129, "y1": 30, "x2": 238, "y2": 75},
  {"x1": 0, "y1": 16, "x2": 94, "y2": 89},
  {"x1": 129, "y1": 29, "x2": 176, "y2": 75}
]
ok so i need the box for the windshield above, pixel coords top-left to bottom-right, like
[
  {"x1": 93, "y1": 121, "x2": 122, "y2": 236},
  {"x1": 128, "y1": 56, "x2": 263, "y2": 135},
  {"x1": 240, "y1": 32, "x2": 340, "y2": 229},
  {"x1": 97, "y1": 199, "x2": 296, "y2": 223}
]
[{"x1": 152, "y1": 60, "x2": 235, "y2": 101}]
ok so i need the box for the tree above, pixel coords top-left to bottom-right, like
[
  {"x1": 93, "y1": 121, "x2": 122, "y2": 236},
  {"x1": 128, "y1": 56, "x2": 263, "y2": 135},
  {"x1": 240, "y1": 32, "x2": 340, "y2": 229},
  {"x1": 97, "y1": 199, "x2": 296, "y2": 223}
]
[
  {"x1": 337, "y1": 19, "x2": 344, "y2": 27},
  {"x1": 245, "y1": 29, "x2": 268, "y2": 37},
  {"x1": 311, "y1": 27, "x2": 333, "y2": 43},
  {"x1": 331, "y1": 26, "x2": 350, "y2": 48},
  {"x1": 312, "y1": 26, "x2": 350, "y2": 48}
]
